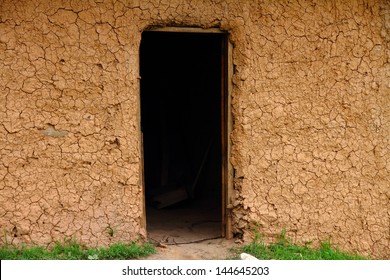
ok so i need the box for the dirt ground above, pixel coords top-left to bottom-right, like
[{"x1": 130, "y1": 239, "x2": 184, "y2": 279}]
[
  {"x1": 143, "y1": 204, "x2": 238, "y2": 260},
  {"x1": 143, "y1": 238, "x2": 237, "y2": 260}
]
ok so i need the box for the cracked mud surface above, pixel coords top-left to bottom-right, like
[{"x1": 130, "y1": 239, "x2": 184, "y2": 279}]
[{"x1": 0, "y1": 0, "x2": 389, "y2": 259}]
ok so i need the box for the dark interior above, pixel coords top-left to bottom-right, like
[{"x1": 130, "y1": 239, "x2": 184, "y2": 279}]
[{"x1": 140, "y1": 31, "x2": 224, "y2": 242}]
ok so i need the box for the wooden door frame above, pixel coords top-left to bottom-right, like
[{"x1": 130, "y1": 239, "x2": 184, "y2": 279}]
[
  {"x1": 139, "y1": 27, "x2": 233, "y2": 239},
  {"x1": 221, "y1": 34, "x2": 234, "y2": 239}
]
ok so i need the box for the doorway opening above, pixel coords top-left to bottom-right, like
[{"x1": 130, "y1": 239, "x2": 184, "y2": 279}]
[{"x1": 140, "y1": 29, "x2": 229, "y2": 243}]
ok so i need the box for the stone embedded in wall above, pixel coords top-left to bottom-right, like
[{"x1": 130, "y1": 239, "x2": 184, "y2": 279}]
[{"x1": 40, "y1": 125, "x2": 68, "y2": 138}]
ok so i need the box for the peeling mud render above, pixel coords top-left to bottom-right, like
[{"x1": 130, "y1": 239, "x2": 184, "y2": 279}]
[{"x1": 0, "y1": 0, "x2": 389, "y2": 259}]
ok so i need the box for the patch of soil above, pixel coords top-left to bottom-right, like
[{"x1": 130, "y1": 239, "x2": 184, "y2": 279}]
[
  {"x1": 143, "y1": 203, "x2": 239, "y2": 260},
  {"x1": 143, "y1": 238, "x2": 237, "y2": 260}
]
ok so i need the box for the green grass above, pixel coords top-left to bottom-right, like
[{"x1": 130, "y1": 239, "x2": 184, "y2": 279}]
[
  {"x1": 236, "y1": 232, "x2": 367, "y2": 260},
  {"x1": 0, "y1": 240, "x2": 155, "y2": 260}
]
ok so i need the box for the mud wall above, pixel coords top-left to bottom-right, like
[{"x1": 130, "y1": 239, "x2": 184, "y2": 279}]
[{"x1": 0, "y1": 0, "x2": 389, "y2": 258}]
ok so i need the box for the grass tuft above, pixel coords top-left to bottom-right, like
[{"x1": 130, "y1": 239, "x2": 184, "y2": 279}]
[
  {"x1": 0, "y1": 240, "x2": 155, "y2": 260},
  {"x1": 236, "y1": 232, "x2": 367, "y2": 260}
]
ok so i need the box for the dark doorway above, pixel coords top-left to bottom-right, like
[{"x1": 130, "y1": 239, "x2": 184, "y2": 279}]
[{"x1": 140, "y1": 30, "x2": 227, "y2": 243}]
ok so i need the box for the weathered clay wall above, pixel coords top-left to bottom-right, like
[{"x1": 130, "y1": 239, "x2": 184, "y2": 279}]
[
  {"x1": 229, "y1": 0, "x2": 390, "y2": 259},
  {"x1": 0, "y1": 0, "x2": 145, "y2": 246},
  {"x1": 0, "y1": 0, "x2": 389, "y2": 258}
]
